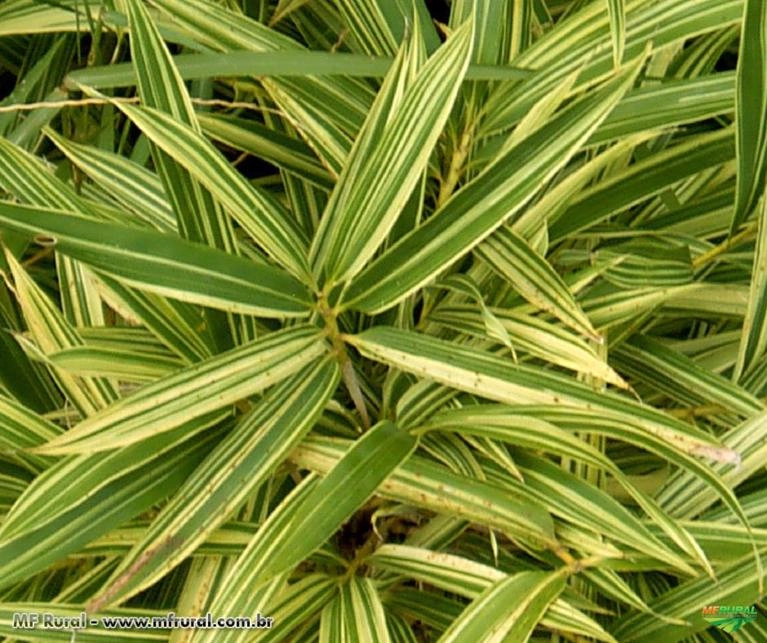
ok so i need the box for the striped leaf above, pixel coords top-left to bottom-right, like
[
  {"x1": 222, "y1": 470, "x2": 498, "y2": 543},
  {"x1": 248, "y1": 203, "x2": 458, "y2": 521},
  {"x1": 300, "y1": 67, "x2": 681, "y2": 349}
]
[
  {"x1": 4, "y1": 249, "x2": 117, "y2": 418},
  {"x1": 733, "y1": 0, "x2": 767, "y2": 230},
  {"x1": 585, "y1": 240, "x2": 694, "y2": 289},
  {"x1": 346, "y1": 326, "x2": 738, "y2": 464},
  {"x1": 126, "y1": 0, "x2": 237, "y2": 252},
  {"x1": 612, "y1": 549, "x2": 767, "y2": 642},
  {"x1": 735, "y1": 194, "x2": 767, "y2": 380},
  {"x1": 428, "y1": 305, "x2": 627, "y2": 388},
  {"x1": 549, "y1": 127, "x2": 735, "y2": 240},
  {"x1": 90, "y1": 358, "x2": 339, "y2": 608},
  {"x1": 369, "y1": 545, "x2": 505, "y2": 597},
  {"x1": 476, "y1": 226, "x2": 600, "y2": 340},
  {"x1": 255, "y1": 421, "x2": 417, "y2": 585},
  {"x1": 0, "y1": 420, "x2": 225, "y2": 591},
  {"x1": 0, "y1": 394, "x2": 59, "y2": 473},
  {"x1": 30, "y1": 325, "x2": 327, "y2": 454},
  {"x1": 256, "y1": 575, "x2": 339, "y2": 643},
  {"x1": 310, "y1": 19, "x2": 473, "y2": 285},
  {"x1": 46, "y1": 129, "x2": 177, "y2": 233},
  {"x1": 320, "y1": 577, "x2": 391, "y2": 643},
  {"x1": 591, "y1": 73, "x2": 735, "y2": 145},
  {"x1": 342, "y1": 50, "x2": 645, "y2": 313},
  {"x1": 0, "y1": 202, "x2": 312, "y2": 318},
  {"x1": 437, "y1": 570, "x2": 567, "y2": 643},
  {"x1": 200, "y1": 478, "x2": 320, "y2": 643},
  {"x1": 147, "y1": 0, "x2": 371, "y2": 174},
  {"x1": 420, "y1": 406, "x2": 710, "y2": 573},
  {"x1": 523, "y1": 453, "x2": 704, "y2": 572},
  {"x1": 0, "y1": 135, "x2": 225, "y2": 360},
  {"x1": 613, "y1": 335, "x2": 764, "y2": 417},
  {"x1": 656, "y1": 410, "x2": 767, "y2": 518},
  {"x1": 91, "y1": 273, "x2": 216, "y2": 363},
  {"x1": 0, "y1": 394, "x2": 60, "y2": 449},
  {"x1": 112, "y1": 101, "x2": 311, "y2": 280},
  {"x1": 385, "y1": 584, "x2": 614, "y2": 642},
  {"x1": 0, "y1": 135, "x2": 84, "y2": 210},
  {"x1": 2, "y1": 0, "x2": 766, "y2": 636},
  {"x1": 606, "y1": 0, "x2": 626, "y2": 68},
  {"x1": 481, "y1": 0, "x2": 743, "y2": 136},
  {"x1": 46, "y1": 345, "x2": 183, "y2": 383}
]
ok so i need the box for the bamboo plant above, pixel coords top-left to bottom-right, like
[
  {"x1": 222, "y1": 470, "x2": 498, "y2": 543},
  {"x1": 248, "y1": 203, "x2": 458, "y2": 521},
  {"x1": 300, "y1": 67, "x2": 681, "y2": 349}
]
[{"x1": 0, "y1": 0, "x2": 766, "y2": 641}]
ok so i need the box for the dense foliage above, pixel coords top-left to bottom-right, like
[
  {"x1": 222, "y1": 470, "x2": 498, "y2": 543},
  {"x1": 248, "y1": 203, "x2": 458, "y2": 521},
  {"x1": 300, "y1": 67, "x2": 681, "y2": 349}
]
[{"x1": 0, "y1": 0, "x2": 766, "y2": 641}]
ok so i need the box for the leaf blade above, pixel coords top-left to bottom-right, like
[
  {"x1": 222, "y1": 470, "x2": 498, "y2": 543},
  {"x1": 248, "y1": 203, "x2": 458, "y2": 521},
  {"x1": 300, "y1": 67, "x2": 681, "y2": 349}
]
[
  {"x1": 31, "y1": 325, "x2": 326, "y2": 454},
  {"x1": 732, "y1": 0, "x2": 767, "y2": 230},
  {"x1": 310, "y1": 19, "x2": 473, "y2": 284},
  {"x1": 0, "y1": 202, "x2": 312, "y2": 317},
  {"x1": 342, "y1": 50, "x2": 645, "y2": 313},
  {"x1": 89, "y1": 358, "x2": 340, "y2": 608}
]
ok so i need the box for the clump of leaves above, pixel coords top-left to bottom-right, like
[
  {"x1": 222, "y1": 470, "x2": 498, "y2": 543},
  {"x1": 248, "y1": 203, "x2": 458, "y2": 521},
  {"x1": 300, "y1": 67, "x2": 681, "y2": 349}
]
[{"x1": 0, "y1": 0, "x2": 766, "y2": 641}]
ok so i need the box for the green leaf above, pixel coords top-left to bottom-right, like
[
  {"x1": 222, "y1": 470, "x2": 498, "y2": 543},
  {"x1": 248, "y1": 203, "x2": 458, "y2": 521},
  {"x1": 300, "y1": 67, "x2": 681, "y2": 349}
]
[
  {"x1": 89, "y1": 358, "x2": 339, "y2": 608},
  {"x1": 111, "y1": 101, "x2": 311, "y2": 280},
  {"x1": 198, "y1": 113, "x2": 333, "y2": 191},
  {"x1": 342, "y1": 49, "x2": 645, "y2": 313},
  {"x1": 257, "y1": 420, "x2": 417, "y2": 584},
  {"x1": 0, "y1": 202, "x2": 312, "y2": 318},
  {"x1": 606, "y1": 0, "x2": 626, "y2": 68},
  {"x1": 126, "y1": 0, "x2": 237, "y2": 251},
  {"x1": 64, "y1": 52, "x2": 532, "y2": 91},
  {"x1": 291, "y1": 436, "x2": 557, "y2": 548},
  {"x1": 732, "y1": 0, "x2": 767, "y2": 231},
  {"x1": 310, "y1": 19, "x2": 474, "y2": 285},
  {"x1": 31, "y1": 325, "x2": 327, "y2": 454},
  {"x1": 0, "y1": 603, "x2": 167, "y2": 641},
  {"x1": 437, "y1": 570, "x2": 567, "y2": 643}
]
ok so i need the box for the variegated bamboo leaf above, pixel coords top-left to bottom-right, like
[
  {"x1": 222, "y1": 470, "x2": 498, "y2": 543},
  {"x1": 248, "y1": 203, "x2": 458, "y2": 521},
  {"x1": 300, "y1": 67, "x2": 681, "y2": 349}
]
[{"x1": 31, "y1": 325, "x2": 327, "y2": 454}]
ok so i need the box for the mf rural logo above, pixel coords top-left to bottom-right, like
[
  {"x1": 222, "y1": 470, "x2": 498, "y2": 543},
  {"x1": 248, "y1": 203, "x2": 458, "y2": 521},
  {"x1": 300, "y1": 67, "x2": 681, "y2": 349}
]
[{"x1": 702, "y1": 604, "x2": 757, "y2": 633}]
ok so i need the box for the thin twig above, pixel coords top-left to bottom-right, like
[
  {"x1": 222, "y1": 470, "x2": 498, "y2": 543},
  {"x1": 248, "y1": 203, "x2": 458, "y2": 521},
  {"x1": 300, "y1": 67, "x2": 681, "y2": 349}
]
[
  {"x1": 0, "y1": 96, "x2": 287, "y2": 116},
  {"x1": 692, "y1": 222, "x2": 758, "y2": 269},
  {"x1": 0, "y1": 96, "x2": 139, "y2": 112}
]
